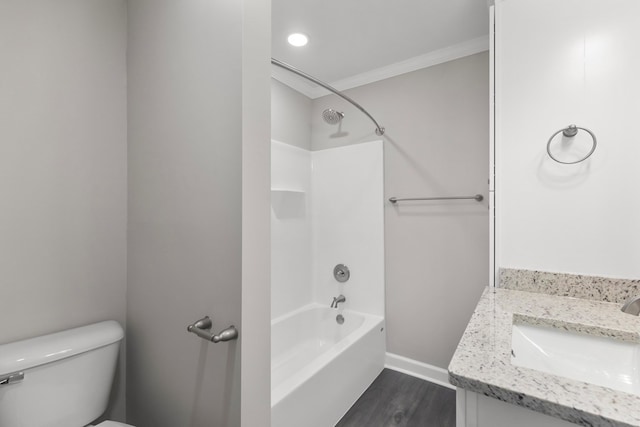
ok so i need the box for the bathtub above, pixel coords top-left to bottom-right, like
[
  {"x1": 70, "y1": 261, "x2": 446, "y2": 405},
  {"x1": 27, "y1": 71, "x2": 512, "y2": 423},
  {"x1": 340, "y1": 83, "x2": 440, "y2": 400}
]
[{"x1": 271, "y1": 304, "x2": 385, "y2": 427}]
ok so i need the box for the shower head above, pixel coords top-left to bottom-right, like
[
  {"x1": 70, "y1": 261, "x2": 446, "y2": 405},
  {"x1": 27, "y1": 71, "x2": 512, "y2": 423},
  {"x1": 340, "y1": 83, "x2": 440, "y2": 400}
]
[{"x1": 322, "y1": 109, "x2": 345, "y2": 125}]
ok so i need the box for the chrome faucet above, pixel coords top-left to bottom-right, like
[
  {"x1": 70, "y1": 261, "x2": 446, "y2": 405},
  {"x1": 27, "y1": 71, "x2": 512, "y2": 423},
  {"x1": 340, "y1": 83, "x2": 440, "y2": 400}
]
[
  {"x1": 331, "y1": 295, "x2": 346, "y2": 309},
  {"x1": 621, "y1": 295, "x2": 640, "y2": 316}
]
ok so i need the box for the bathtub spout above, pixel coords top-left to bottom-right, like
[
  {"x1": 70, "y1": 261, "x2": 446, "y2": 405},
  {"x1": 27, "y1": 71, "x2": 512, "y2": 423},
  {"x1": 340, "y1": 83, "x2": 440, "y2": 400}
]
[{"x1": 331, "y1": 295, "x2": 346, "y2": 308}]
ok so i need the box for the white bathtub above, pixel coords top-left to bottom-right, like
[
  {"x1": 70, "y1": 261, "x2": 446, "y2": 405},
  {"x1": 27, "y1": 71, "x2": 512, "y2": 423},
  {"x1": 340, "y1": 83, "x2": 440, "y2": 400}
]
[{"x1": 271, "y1": 304, "x2": 385, "y2": 427}]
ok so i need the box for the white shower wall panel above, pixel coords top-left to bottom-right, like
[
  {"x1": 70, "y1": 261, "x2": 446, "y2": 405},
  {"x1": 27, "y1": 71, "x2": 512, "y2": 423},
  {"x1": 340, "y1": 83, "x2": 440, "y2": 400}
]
[
  {"x1": 496, "y1": 0, "x2": 640, "y2": 278},
  {"x1": 311, "y1": 141, "x2": 385, "y2": 317},
  {"x1": 271, "y1": 141, "x2": 313, "y2": 319}
]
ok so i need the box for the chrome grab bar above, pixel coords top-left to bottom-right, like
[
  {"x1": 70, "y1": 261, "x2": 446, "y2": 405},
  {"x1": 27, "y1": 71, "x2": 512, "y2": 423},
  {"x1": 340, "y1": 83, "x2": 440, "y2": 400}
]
[
  {"x1": 187, "y1": 316, "x2": 238, "y2": 343},
  {"x1": 389, "y1": 194, "x2": 483, "y2": 204}
]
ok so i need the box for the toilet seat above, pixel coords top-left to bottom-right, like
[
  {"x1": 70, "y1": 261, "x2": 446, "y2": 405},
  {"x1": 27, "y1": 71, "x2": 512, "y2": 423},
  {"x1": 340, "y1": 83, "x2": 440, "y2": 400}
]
[{"x1": 94, "y1": 421, "x2": 135, "y2": 427}]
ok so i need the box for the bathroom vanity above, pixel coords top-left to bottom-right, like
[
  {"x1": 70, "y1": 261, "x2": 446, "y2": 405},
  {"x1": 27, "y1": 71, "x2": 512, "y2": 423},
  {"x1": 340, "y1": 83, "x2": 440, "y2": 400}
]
[
  {"x1": 449, "y1": 270, "x2": 640, "y2": 427},
  {"x1": 461, "y1": 0, "x2": 640, "y2": 423}
]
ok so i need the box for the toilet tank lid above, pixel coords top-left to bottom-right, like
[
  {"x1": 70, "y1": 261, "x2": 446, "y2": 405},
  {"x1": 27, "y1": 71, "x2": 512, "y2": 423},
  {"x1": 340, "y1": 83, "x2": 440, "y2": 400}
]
[{"x1": 0, "y1": 320, "x2": 123, "y2": 375}]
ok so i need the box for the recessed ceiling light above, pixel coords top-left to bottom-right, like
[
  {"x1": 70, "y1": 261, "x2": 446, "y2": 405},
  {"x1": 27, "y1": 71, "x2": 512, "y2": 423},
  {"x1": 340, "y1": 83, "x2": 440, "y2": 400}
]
[{"x1": 287, "y1": 33, "x2": 308, "y2": 47}]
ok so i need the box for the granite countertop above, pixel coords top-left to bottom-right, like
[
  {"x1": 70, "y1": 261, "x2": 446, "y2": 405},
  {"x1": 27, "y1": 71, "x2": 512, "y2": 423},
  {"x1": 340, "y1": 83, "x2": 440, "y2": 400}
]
[{"x1": 448, "y1": 286, "x2": 640, "y2": 427}]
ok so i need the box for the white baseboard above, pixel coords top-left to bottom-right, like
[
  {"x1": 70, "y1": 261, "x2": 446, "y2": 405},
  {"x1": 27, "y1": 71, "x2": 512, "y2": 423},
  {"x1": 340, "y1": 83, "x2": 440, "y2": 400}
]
[{"x1": 385, "y1": 352, "x2": 456, "y2": 390}]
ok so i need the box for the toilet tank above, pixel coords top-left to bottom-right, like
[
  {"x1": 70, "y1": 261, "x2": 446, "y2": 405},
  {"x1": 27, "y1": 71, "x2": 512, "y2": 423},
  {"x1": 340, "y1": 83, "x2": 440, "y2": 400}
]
[{"x1": 0, "y1": 321, "x2": 124, "y2": 427}]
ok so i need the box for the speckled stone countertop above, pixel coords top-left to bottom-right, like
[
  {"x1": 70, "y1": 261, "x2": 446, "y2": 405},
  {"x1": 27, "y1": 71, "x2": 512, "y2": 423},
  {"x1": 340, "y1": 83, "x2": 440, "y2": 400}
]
[
  {"x1": 500, "y1": 268, "x2": 640, "y2": 304},
  {"x1": 448, "y1": 287, "x2": 640, "y2": 427}
]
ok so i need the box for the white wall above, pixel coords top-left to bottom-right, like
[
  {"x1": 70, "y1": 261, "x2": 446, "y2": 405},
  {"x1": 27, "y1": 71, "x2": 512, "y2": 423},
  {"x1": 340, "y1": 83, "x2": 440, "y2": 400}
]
[
  {"x1": 127, "y1": 1, "x2": 251, "y2": 425},
  {"x1": 311, "y1": 53, "x2": 490, "y2": 369},
  {"x1": 0, "y1": 1, "x2": 127, "y2": 420},
  {"x1": 270, "y1": 78, "x2": 313, "y2": 320},
  {"x1": 241, "y1": 0, "x2": 272, "y2": 422},
  {"x1": 496, "y1": 0, "x2": 640, "y2": 279},
  {"x1": 271, "y1": 141, "x2": 312, "y2": 319},
  {"x1": 127, "y1": 1, "x2": 272, "y2": 424},
  {"x1": 312, "y1": 141, "x2": 385, "y2": 316},
  {"x1": 0, "y1": 2, "x2": 271, "y2": 426},
  {"x1": 270, "y1": 140, "x2": 384, "y2": 319},
  {"x1": 271, "y1": 79, "x2": 312, "y2": 150}
]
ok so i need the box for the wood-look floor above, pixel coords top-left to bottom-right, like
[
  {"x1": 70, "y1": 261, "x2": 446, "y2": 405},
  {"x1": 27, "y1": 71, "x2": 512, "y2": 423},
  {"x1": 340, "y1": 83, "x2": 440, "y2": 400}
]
[{"x1": 336, "y1": 369, "x2": 456, "y2": 427}]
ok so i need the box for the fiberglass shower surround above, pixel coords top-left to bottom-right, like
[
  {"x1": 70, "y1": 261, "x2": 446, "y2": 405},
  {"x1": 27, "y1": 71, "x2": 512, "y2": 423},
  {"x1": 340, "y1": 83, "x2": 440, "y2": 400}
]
[{"x1": 270, "y1": 140, "x2": 385, "y2": 427}]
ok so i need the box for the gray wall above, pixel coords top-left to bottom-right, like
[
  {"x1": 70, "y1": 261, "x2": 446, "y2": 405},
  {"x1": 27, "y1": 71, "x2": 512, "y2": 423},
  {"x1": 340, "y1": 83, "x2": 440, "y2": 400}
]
[
  {"x1": 0, "y1": 0, "x2": 127, "y2": 420},
  {"x1": 127, "y1": 1, "x2": 245, "y2": 425},
  {"x1": 311, "y1": 52, "x2": 489, "y2": 369},
  {"x1": 271, "y1": 79, "x2": 312, "y2": 149}
]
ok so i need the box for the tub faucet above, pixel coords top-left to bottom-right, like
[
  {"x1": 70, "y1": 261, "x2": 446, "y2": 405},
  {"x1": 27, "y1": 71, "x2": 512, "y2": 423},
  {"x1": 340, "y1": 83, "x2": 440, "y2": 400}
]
[
  {"x1": 331, "y1": 295, "x2": 346, "y2": 309},
  {"x1": 621, "y1": 295, "x2": 640, "y2": 316}
]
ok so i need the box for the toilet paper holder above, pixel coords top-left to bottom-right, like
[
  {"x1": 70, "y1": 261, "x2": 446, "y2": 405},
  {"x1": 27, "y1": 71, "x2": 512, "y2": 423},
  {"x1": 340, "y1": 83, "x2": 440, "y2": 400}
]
[{"x1": 187, "y1": 316, "x2": 238, "y2": 343}]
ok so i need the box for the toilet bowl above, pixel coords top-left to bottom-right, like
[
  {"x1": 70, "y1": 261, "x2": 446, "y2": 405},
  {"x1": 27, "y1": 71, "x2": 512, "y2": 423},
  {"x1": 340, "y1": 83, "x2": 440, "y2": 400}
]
[{"x1": 0, "y1": 321, "x2": 136, "y2": 427}]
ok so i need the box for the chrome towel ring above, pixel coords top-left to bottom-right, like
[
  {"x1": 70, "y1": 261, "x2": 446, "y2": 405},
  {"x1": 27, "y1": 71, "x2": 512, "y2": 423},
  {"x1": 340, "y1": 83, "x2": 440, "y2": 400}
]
[{"x1": 546, "y1": 124, "x2": 597, "y2": 164}]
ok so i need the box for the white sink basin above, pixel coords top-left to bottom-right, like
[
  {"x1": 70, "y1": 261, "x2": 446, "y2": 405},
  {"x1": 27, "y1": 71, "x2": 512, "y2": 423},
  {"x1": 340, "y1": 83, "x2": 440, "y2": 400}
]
[{"x1": 511, "y1": 322, "x2": 640, "y2": 396}]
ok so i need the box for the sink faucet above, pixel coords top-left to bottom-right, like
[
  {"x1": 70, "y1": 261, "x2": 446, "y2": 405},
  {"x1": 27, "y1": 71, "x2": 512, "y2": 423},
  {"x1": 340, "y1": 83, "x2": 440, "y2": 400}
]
[
  {"x1": 621, "y1": 295, "x2": 640, "y2": 315},
  {"x1": 331, "y1": 295, "x2": 346, "y2": 309}
]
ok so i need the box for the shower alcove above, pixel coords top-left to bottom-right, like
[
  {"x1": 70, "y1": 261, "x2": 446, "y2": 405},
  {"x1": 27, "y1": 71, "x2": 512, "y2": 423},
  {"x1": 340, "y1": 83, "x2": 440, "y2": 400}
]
[{"x1": 270, "y1": 136, "x2": 385, "y2": 427}]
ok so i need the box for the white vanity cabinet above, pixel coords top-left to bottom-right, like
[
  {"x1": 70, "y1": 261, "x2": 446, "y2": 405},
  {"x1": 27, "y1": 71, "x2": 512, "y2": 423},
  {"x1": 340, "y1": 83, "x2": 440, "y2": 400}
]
[{"x1": 457, "y1": 390, "x2": 578, "y2": 427}]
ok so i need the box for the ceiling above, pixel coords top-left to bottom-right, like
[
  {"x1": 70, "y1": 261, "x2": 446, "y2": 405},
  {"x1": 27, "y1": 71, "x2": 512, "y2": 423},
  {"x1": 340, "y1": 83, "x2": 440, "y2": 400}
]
[{"x1": 272, "y1": 0, "x2": 490, "y2": 98}]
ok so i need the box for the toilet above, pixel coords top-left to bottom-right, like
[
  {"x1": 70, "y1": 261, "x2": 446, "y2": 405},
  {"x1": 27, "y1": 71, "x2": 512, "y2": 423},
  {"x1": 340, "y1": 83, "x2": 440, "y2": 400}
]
[{"x1": 0, "y1": 320, "x2": 135, "y2": 427}]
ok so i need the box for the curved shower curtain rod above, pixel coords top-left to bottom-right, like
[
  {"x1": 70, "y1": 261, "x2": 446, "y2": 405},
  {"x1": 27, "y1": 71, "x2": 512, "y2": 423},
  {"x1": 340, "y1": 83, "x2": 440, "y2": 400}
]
[{"x1": 271, "y1": 58, "x2": 385, "y2": 136}]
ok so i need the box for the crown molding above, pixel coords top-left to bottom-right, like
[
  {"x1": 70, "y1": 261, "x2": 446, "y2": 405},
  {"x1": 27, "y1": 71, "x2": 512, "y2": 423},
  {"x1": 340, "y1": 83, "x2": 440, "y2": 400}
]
[
  {"x1": 271, "y1": 66, "x2": 318, "y2": 98},
  {"x1": 272, "y1": 35, "x2": 490, "y2": 99},
  {"x1": 309, "y1": 35, "x2": 490, "y2": 98}
]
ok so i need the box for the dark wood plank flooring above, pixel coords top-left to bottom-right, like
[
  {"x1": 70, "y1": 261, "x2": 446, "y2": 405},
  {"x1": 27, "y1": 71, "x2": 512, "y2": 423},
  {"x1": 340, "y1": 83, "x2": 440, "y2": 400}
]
[{"x1": 336, "y1": 368, "x2": 456, "y2": 427}]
